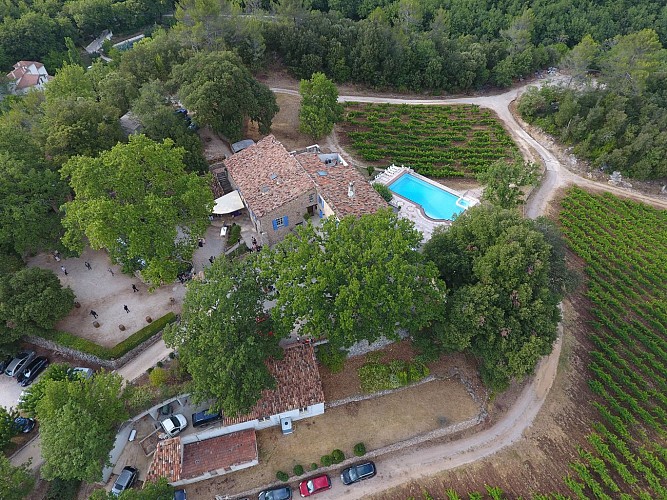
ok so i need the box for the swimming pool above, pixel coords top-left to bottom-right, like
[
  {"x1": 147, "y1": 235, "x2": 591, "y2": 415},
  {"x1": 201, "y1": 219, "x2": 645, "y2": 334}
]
[{"x1": 388, "y1": 173, "x2": 467, "y2": 220}]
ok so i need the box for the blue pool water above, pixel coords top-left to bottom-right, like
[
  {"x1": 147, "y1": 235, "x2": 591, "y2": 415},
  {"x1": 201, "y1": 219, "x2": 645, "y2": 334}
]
[{"x1": 388, "y1": 173, "x2": 466, "y2": 220}]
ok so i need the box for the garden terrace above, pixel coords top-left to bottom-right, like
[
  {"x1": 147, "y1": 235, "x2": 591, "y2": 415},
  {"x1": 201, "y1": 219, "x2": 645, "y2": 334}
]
[{"x1": 338, "y1": 103, "x2": 517, "y2": 178}]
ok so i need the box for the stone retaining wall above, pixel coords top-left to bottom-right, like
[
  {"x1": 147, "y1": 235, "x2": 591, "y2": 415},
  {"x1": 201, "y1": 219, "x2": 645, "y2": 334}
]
[{"x1": 25, "y1": 330, "x2": 164, "y2": 370}]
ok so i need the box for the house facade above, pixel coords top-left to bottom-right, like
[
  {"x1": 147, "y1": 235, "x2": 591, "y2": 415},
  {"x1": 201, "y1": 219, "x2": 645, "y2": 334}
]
[
  {"x1": 224, "y1": 136, "x2": 388, "y2": 246},
  {"x1": 6, "y1": 61, "x2": 52, "y2": 94}
]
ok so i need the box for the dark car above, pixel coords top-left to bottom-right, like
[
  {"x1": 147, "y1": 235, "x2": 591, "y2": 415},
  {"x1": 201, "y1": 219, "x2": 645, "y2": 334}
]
[
  {"x1": 174, "y1": 489, "x2": 186, "y2": 500},
  {"x1": 17, "y1": 356, "x2": 48, "y2": 386},
  {"x1": 340, "y1": 461, "x2": 376, "y2": 485},
  {"x1": 111, "y1": 466, "x2": 138, "y2": 496},
  {"x1": 299, "y1": 474, "x2": 332, "y2": 497},
  {"x1": 13, "y1": 417, "x2": 36, "y2": 434},
  {"x1": 4, "y1": 351, "x2": 35, "y2": 377},
  {"x1": 191, "y1": 408, "x2": 222, "y2": 427},
  {"x1": 258, "y1": 485, "x2": 292, "y2": 500}
]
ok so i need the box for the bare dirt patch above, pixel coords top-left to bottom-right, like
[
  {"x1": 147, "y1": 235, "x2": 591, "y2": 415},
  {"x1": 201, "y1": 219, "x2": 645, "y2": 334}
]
[
  {"x1": 183, "y1": 377, "x2": 479, "y2": 499},
  {"x1": 244, "y1": 93, "x2": 314, "y2": 151},
  {"x1": 27, "y1": 247, "x2": 184, "y2": 348}
]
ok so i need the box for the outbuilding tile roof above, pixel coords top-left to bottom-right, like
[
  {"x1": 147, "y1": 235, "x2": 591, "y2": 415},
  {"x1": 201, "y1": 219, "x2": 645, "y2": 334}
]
[
  {"x1": 220, "y1": 343, "x2": 325, "y2": 426},
  {"x1": 180, "y1": 429, "x2": 258, "y2": 480},
  {"x1": 297, "y1": 154, "x2": 388, "y2": 217},
  {"x1": 145, "y1": 436, "x2": 182, "y2": 483},
  {"x1": 224, "y1": 136, "x2": 314, "y2": 217}
]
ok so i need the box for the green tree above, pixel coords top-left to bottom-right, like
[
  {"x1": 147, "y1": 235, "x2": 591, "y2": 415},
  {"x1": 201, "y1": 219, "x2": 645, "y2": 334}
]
[
  {"x1": 18, "y1": 363, "x2": 71, "y2": 417},
  {"x1": 0, "y1": 153, "x2": 69, "y2": 257},
  {"x1": 170, "y1": 51, "x2": 279, "y2": 142},
  {"x1": 422, "y1": 206, "x2": 561, "y2": 390},
  {"x1": 476, "y1": 155, "x2": 539, "y2": 209},
  {"x1": 298, "y1": 72, "x2": 343, "y2": 139},
  {"x1": 42, "y1": 97, "x2": 124, "y2": 165},
  {"x1": 38, "y1": 371, "x2": 127, "y2": 482},
  {"x1": 0, "y1": 406, "x2": 18, "y2": 451},
  {"x1": 164, "y1": 257, "x2": 282, "y2": 416},
  {"x1": 0, "y1": 455, "x2": 34, "y2": 499},
  {"x1": 0, "y1": 268, "x2": 74, "y2": 347},
  {"x1": 259, "y1": 209, "x2": 446, "y2": 349},
  {"x1": 562, "y1": 34, "x2": 600, "y2": 85},
  {"x1": 60, "y1": 135, "x2": 213, "y2": 287}
]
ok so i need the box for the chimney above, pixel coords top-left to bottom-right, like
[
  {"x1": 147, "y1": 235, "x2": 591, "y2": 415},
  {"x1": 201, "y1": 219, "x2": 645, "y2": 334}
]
[{"x1": 348, "y1": 181, "x2": 355, "y2": 198}]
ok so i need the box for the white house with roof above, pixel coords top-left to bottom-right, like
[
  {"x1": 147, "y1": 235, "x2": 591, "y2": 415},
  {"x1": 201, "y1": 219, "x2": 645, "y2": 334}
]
[
  {"x1": 6, "y1": 61, "x2": 52, "y2": 94},
  {"x1": 144, "y1": 343, "x2": 325, "y2": 486}
]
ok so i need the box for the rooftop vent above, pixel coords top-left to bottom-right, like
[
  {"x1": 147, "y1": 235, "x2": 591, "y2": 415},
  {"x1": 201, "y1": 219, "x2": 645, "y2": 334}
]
[
  {"x1": 348, "y1": 181, "x2": 355, "y2": 198},
  {"x1": 317, "y1": 171, "x2": 328, "y2": 176},
  {"x1": 270, "y1": 173, "x2": 278, "y2": 180},
  {"x1": 260, "y1": 185, "x2": 270, "y2": 194}
]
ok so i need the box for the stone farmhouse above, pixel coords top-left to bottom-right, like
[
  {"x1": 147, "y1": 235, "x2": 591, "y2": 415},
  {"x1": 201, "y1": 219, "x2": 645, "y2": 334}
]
[{"x1": 223, "y1": 135, "x2": 388, "y2": 246}]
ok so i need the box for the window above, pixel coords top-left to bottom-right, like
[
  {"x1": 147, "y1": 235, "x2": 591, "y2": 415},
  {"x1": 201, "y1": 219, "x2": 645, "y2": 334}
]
[
  {"x1": 272, "y1": 216, "x2": 288, "y2": 230},
  {"x1": 299, "y1": 407, "x2": 308, "y2": 413},
  {"x1": 309, "y1": 193, "x2": 315, "y2": 204},
  {"x1": 318, "y1": 195, "x2": 324, "y2": 207}
]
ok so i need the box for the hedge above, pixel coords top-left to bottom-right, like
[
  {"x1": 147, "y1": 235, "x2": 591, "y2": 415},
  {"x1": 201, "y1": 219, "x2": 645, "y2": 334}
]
[{"x1": 40, "y1": 312, "x2": 177, "y2": 360}]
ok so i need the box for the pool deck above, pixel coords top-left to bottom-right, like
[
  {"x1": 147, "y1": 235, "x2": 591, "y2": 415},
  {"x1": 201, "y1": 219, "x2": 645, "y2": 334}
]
[{"x1": 373, "y1": 165, "x2": 480, "y2": 241}]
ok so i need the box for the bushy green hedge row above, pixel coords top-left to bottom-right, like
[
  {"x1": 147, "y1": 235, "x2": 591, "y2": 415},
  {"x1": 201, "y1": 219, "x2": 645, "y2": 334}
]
[
  {"x1": 358, "y1": 359, "x2": 430, "y2": 393},
  {"x1": 40, "y1": 312, "x2": 177, "y2": 361}
]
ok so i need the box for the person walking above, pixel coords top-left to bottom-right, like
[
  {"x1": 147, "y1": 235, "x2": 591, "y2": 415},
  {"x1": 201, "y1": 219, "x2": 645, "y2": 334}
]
[
  {"x1": 107, "y1": 267, "x2": 114, "y2": 276},
  {"x1": 84, "y1": 261, "x2": 92, "y2": 270},
  {"x1": 208, "y1": 256, "x2": 214, "y2": 264},
  {"x1": 132, "y1": 284, "x2": 138, "y2": 293},
  {"x1": 123, "y1": 305, "x2": 130, "y2": 314},
  {"x1": 90, "y1": 310, "x2": 98, "y2": 319},
  {"x1": 60, "y1": 265, "x2": 68, "y2": 276}
]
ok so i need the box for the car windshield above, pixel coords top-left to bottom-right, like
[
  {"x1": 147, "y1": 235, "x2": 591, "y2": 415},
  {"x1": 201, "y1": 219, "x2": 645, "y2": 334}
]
[
  {"x1": 348, "y1": 468, "x2": 358, "y2": 481},
  {"x1": 358, "y1": 463, "x2": 373, "y2": 475},
  {"x1": 307, "y1": 480, "x2": 315, "y2": 492},
  {"x1": 170, "y1": 416, "x2": 180, "y2": 428}
]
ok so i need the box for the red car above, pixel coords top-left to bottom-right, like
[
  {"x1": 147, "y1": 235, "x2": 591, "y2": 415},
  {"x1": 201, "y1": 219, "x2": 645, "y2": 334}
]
[{"x1": 299, "y1": 474, "x2": 332, "y2": 497}]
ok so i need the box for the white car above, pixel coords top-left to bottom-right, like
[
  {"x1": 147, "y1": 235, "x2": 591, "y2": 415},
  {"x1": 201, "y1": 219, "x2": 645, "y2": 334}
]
[{"x1": 160, "y1": 414, "x2": 188, "y2": 437}]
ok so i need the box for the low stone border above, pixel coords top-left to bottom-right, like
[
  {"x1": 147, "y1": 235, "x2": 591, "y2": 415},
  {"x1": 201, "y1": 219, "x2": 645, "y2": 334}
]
[
  {"x1": 222, "y1": 373, "x2": 488, "y2": 500},
  {"x1": 25, "y1": 330, "x2": 164, "y2": 370}
]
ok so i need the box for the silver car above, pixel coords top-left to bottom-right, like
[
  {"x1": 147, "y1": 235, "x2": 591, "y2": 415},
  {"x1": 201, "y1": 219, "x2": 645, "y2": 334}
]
[{"x1": 4, "y1": 351, "x2": 35, "y2": 377}]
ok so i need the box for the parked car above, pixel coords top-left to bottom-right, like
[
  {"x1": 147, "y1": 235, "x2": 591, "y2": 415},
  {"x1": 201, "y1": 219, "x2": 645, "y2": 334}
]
[
  {"x1": 68, "y1": 367, "x2": 94, "y2": 380},
  {"x1": 174, "y1": 489, "x2": 187, "y2": 500},
  {"x1": 111, "y1": 466, "x2": 138, "y2": 496},
  {"x1": 4, "y1": 351, "x2": 35, "y2": 377},
  {"x1": 160, "y1": 414, "x2": 188, "y2": 437},
  {"x1": 17, "y1": 356, "x2": 49, "y2": 386},
  {"x1": 0, "y1": 354, "x2": 14, "y2": 372},
  {"x1": 340, "y1": 461, "x2": 377, "y2": 485},
  {"x1": 13, "y1": 417, "x2": 36, "y2": 434},
  {"x1": 258, "y1": 486, "x2": 292, "y2": 500},
  {"x1": 191, "y1": 408, "x2": 222, "y2": 427},
  {"x1": 299, "y1": 474, "x2": 332, "y2": 497}
]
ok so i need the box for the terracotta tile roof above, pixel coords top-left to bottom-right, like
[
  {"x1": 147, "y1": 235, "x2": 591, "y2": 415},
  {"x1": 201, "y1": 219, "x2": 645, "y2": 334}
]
[
  {"x1": 145, "y1": 436, "x2": 182, "y2": 484},
  {"x1": 16, "y1": 61, "x2": 43, "y2": 69},
  {"x1": 15, "y1": 73, "x2": 41, "y2": 89},
  {"x1": 180, "y1": 429, "x2": 258, "y2": 480},
  {"x1": 297, "y1": 154, "x2": 388, "y2": 218},
  {"x1": 224, "y1": 135, "x2": 315, "y2": 217},
  {"x1": 220, "y1": 343, "x2": 324, "y2": 426}
]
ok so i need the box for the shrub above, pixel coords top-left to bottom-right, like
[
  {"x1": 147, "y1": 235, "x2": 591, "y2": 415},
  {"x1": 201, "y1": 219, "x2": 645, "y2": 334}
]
[
  {"x1": 373, "y1": 183, "x2": 393, "y2": 202},
  {"x1": 124, "y1": 384, "x2": 155, "y2": 414},
  {"x1": 149, "y1": 367, "x2": 168, "y2": 387},
  {"x1": 331, "y1": 449, "x2": 345, "y2": 464},
  {"x1": 228, "y1": 224, "x2": 242, "y2": 245},
  {"x1": 320, "y1": 455, "x2": 333, "y2": 467},
  {"x1": 310, "y1": 462, "x2": 318, "y2": 471},
  {"x1": 47, "y1": 478, "x2": 81, "y2": 499},
  {"x1": 168, "y1": 351, "x2": 176, "y2": 359},
  {"x1": 276, "y1": 471, "x2": 289, "y2": 482},
  {"x1": 293, "y1": 464, "x2": 304, "y2": 476},
  {"x1": 156, "y1": 361, "x2": 164, "y2": 368},
  {"x1": 358, "y1": 359, "x2": 430, "y2": 393},
  {"x1": 353, "y1": 442, "x2": 366, "y2": 456},
  {"x1": 317, "y1": 343, "x2": 346, "y2": 373}
]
